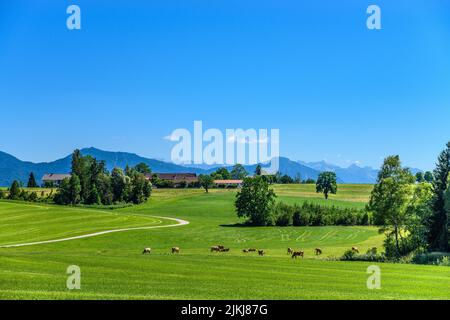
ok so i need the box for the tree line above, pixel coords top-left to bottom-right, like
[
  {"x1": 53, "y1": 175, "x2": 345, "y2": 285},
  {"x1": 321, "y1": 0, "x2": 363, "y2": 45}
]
[
  {"x1": 54, "y1": 150, "x2": 152, "y2": 205},
  {"x1": 0, "y1": 150, "x2": 152, "y2": 205}
]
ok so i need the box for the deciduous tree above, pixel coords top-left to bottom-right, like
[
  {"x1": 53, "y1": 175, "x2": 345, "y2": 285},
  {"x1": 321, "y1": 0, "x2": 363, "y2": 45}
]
[
  {"x1": 199, "y1": 174, "x2": 214, "y2": 193},
  {"x1": 316, "y1": 172, "x2": 337, "y2": 199},
  {"x1": 235, "y1": 176, "x2": 276, "y2": 226},
  {"x1": 230, "y1": 164, "x2": 247, "y2": 180}
]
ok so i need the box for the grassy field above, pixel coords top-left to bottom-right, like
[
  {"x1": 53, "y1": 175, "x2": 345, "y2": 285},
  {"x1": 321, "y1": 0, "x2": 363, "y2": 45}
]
[
  {"x1": 0, "y1": 201, "x2": 172, "y2": 246},
  {"x1": 272, "y1": 184, "x2": 372, "y2": 208},
  {"x1": 0, "y1": 185, "x2": 449, "y2": 300}
]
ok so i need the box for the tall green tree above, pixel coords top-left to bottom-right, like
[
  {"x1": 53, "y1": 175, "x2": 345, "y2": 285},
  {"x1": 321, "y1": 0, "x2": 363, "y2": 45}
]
[
  {"x1": 87, "y1": 184, "x2": 101, "y2": 205},
  {"x1": 415, "y1": 172, "x2": 424, "y2": 183},
  {"x1": 199, "y1": 174, "x2": 214, "y2": 193},
  {"x1": 427, "y1": 141, "x2": 450, "y2": 252},
  {"x1": 8, "y1": 180, "x2": 21, "y2": 200},
  {"x1": 230, "y1": 164, "x2": 248, "y2": 180},
  {"x1": 445, "y1": 184, "x2": 450, "y2": 233},
  {"x1": 128, "y1": 173, "x2": 150, "y2": 204},
  {"x1": 71, "y1": 150, "x2": 90, "y2": 201},
  {"x1": 316, "y1": 172, "x2": 337, "y2": 199},
  {"x1": 111, "y1": 168, "x2": 126, "y2": 202},
  {"x1": 424, "y1": 171, "x2": 434, "y2": 183},
  {"x1": 367, "y1": 156, "x2": 415, "y2": 256},
  {"x1": 68, "y1": 175, "x2": 82, "y2": 205},
  {"x1": 95, "y1": 173, "x2": 113, "y2": 205},
  {"x1": 213, "y1": 167, "x2": 231, "y2": 180},
  {"x1": 55, "y1": 175, "x2": 81, "y2": 205},
  {"x1": 235, "y1": 176, "x2": 276, "y2": 226},
  {"x1": 27, "y1": 172, "x2": 38, "y2": 188}
]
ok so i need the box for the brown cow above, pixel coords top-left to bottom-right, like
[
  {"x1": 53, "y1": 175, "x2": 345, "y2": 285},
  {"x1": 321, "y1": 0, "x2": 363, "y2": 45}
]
[
  {"x1": 292, "y1": 251, "x2": 304, "y2": 259},
  {"x1": 142, "y1": 248, "x2": 151, "y2": 254},
  {"x1": 172, "y1": 247, "x2": 180, "y2": 254},
  {"x1": 287, "y1": 248, "x2": 293, "y2": 255},
  {"x1": 352, "y1": 246, "x2": 359, "y2": 253},
  {"x1": 315, "y1": 248, "x2": 322, "y2": 255},
  {"x1": 258, "y1": 250, "x2": 265, "y2": 256}
]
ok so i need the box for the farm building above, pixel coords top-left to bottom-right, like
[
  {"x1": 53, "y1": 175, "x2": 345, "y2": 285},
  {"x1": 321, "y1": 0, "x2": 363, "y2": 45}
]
[
  {"x1": 213, "y1": 179, "x2": 243, "y2": 188},
  {"x1": 146, "y1": 173, "x2": 199, "y2": 186},
  {"x1": 41, "y1": 174, "x2": 72, "y2": 186}
]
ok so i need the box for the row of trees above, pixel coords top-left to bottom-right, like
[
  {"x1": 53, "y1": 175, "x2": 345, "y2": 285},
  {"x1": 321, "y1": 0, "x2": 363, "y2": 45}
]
[
  {"x1": 234, "y1": 175, "x2": 365, "y2": 226},
  {"x1": 367, "y1": 142, "x2": 450, "y2": 258},
  {"x1": 197, "y1": 165, "x2": 318, "y2": 193},
  {"x1": 0, "y1": 180, "x2": 42, "y2": 202},
  {"x1": 54, "y1": 150, "x2": 151, "y2": 205}
]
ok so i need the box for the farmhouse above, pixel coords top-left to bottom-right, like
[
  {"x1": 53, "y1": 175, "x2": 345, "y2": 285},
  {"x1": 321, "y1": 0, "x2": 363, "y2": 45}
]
[
  {"x1": 42, "y1": 173, "x2": 71, "y2": 186},
  {"x1": 147, "y1": 173, "x2": 199, "y2": 186}
]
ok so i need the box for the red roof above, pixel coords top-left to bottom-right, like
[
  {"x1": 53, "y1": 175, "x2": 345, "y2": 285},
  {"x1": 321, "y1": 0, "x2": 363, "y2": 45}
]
[{"x1": 214, "y1": 180, "x2": 243, "y2": 184}]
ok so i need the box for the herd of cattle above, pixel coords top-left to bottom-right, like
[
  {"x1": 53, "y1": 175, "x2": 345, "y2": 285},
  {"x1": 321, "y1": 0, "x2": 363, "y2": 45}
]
[{"x1": 142, "y1": 245, "x2": 364, "y2": 258}]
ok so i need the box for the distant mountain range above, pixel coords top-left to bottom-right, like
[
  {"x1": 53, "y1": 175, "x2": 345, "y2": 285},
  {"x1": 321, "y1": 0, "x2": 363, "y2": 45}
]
[
  {"x1": 298, "y1": 160, "x2": 422, "y2": 184},
  {"x1": 0, "y1": 147, "x2": 422, "y2": 186}
]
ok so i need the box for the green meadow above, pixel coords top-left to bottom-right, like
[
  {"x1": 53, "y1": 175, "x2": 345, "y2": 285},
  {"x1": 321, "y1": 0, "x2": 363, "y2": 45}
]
[{"x1": 0, "y1": 185, "x2": 449, "y2": 300}]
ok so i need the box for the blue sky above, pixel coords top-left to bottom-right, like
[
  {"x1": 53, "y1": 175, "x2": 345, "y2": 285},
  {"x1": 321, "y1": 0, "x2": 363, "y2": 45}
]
[{"x1": 0, "y1": 0, "x2": 449, "y2": 170}]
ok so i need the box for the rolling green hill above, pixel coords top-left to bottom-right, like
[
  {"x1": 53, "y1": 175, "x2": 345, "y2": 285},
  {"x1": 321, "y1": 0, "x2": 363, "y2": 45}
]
[{"x1": 0, "y1": 185, "x2": 448, "y2": 300}]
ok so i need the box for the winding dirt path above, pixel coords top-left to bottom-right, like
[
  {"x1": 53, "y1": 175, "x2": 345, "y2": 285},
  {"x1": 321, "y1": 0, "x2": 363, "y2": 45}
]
[{"x1": 0, "y1": 216, "x2": 189, "y2": 248}]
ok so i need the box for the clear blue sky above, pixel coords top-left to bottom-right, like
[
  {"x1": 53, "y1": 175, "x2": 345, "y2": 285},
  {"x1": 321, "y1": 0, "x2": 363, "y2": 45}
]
[{"x1": 1, "y1": 0, "x2": 449, "y2": 170}]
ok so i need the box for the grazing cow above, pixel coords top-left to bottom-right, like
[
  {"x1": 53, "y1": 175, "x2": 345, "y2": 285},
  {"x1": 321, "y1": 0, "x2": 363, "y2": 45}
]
[
  {"x1": 258, "y1": 250, "x2": 265, "y2": 256},
  {"x1": 351, "y1": 246, "x2": 359, "y2": 253},
  {"x1": 248, "y1": 248, "x2": 257, "y2": 252},
  {"x1": 142, "y1": 248, "x2": 151, "y2": 254},
  {"x1": 287, "y1": 248, "x2": 293, "y2": 255},
  {"x1": 217, "y1": 245, "x2": 225, "y2": 250},
  {"x1": 211, "y1": 246, "x2": 220, "y2": 252},
  {"x1": 221, "y1": 248, "x2": 230, "y2": 252},
  {"x1": 315, "y1": 248, "x2": 322, "y2": 255},
  {"x1": 292, "y1": 251, "x2": 304, "y2": 259},
  {"x1": 172, "y1": 247, "x2": 180, "y2": 254}
]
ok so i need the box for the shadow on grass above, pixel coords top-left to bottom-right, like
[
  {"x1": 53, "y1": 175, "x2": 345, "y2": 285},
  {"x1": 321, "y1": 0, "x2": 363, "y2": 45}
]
[{"x1": 219, "y1": 223, "x2": 263, "y2": 228}]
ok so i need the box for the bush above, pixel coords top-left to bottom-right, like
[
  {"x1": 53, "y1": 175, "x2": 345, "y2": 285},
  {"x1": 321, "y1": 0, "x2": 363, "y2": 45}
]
[
  {"x1": 412, "y1": 252, "x2": 450, "y2": 265},
  {"x1": 436, "y1": 256, "x2": 450, "y2": 266},
  {"x1": 341, "y1": 249, "x2": 357, "y2": 260},
  {"x1": 274, "y1": 202, "x2": 293, "y2": 226},
  {"x1": 28, "y1": 192, "x2": 38, "y2": 202},
  {"x1": 292, "y1": 205, "x2": 307, "y2": 226},
  {"x1": 340, "y1": 249, "x2": 386, "y2": 262},
  {"x1": 0, "y1": 189, "x2": 5, "y2": 199}
]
